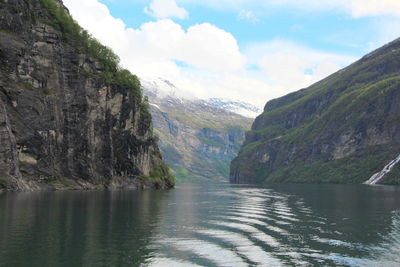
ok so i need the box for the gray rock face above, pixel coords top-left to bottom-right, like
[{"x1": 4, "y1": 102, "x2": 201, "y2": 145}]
[
  {"x1": 0, "y1": 0, "x2": 173, "y2": 191},
  {"x1": 231, "y1": 37, "x2": 400, "y2": 185}
]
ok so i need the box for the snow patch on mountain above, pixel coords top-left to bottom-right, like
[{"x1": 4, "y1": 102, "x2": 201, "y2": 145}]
[
  {"x1": 141, "y1": 77, "x2": 261, "y2": 118},
  {"x1": 206, "y1": 98, "x2": 261, "y2": 118}
]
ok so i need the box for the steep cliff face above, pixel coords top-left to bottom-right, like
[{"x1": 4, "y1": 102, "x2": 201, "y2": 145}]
[
  {"x1": 231, "y1": 38, "x2": 400, "y2": 185},
  {"x1": 142, "y1": 79, "x2": 252, "y2": 182},
  {"x1": 0, "y1": 0, "x2": 173, "y2": 191}
]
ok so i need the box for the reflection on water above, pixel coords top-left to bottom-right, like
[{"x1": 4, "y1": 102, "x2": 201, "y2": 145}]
[
  {"x1": 0, "y1": 190, "x2": 166, "y2": 266},
  {"x1": 1, "y1": 183, "x2": 400, "y2": 266}
]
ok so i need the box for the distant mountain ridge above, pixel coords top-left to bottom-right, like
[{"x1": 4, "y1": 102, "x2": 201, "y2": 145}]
[
  {"x1": 206, "y1": 98, "x2": 261, "y2": 118},
  {"x1": 231, "y1": 37, "x2": 400, "y2": 185},
  {"x1": 141, "y1": 78, "x2": 253, "y2": 182},
  {"x1": 141, "y1": 78, "x2": 261, "y2": 118}
]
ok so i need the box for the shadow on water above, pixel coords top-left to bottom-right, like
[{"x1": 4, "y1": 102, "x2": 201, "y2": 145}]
[{"x1": 0, "y1": 189, "x2": 169, "y2": 267}]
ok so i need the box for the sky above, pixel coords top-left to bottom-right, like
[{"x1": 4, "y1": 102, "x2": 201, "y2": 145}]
[{"x1": 63, "y1": 0, "x2": 400, "y2": 109}]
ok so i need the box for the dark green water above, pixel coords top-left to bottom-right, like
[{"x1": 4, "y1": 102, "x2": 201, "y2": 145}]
[{"x1": 1, "y1": 183, "x2": 400, "y2": 266}]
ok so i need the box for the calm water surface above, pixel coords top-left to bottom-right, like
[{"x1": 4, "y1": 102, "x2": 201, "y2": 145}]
[{"x1": 1, "y1": 183, "x2": 400, "y2": 266}]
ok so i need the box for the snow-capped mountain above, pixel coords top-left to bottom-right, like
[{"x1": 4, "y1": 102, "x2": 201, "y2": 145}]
[
  {"x1": 139, "y1": 77, "x2": 253, "y2": 182},
  {"x1": 206, "y1": 98, "x2": 262, "y2": 118},
  {"x1": 140, "y1": 77, "x2": 190, "y2": 102},
  {"x1": 140, "y1": 77, "x2": 262, "y2": 118},
  {"x1": 140, "y1": 78, "x2": 178, "y2": 94}
]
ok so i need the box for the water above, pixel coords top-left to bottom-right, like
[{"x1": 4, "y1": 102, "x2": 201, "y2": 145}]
[{"x1": 1, "y1": 183, "x2": 400, "y2": 266}]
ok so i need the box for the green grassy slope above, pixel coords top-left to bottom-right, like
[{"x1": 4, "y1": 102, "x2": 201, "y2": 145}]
[{"x1": 231, "y1": 38, "x2": 400, "y2": 185}]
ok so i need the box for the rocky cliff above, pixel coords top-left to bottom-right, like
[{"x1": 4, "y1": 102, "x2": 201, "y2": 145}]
[
  {"x1": 0, "y1": 0, "x2": 173, "y2": 191},
  {"x1": 142, "y1": 79, "x2": 253, "y2": 182},
  {"x1": 231, "y1": 37, "x2": 400, "y2": 185}
]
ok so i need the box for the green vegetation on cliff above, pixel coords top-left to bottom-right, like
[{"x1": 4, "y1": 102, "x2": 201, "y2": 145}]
[
  {"x1": 40, "y1": 0, "x2": 172, "y2": 187},
  {"x1": 231, "y1": 37, "x2": 400, "y2": 185},
  {"x1": 381, "y1": 164, "x2": 400, "y2": 185},
  {"x1": 0, "y1": 0, "x2": 173, "y2": 191},
  {"x1": 40, "y1": 0, "x2": 142, "y2": 98}
]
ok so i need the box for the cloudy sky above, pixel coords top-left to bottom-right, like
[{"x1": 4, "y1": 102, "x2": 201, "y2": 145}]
[{"x1": 63, "y1": 0, "x2": 400, "y2": 108}]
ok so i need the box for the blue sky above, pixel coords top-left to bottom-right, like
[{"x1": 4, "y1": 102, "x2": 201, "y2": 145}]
[
  {"x1": 63, "y1": 0, "x2": 400, "y2": 111},
  {"x1": 99, "y1": 0, "x2": 375, "y2": 54}
]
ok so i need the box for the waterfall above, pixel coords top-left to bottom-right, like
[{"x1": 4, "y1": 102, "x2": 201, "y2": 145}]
[{"x1": 364, "y1": 153, "x2": 400, "y2": 185}]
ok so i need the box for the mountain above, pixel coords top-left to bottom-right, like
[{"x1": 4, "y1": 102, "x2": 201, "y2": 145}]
[
  {"x1": 141, "y1": 78, "x2": 253, "y2": 182},
  {"x1": 231, "y1": 37, "x2": 400, "y2": 185},
  {"x1": 206, "y1": 98, "x2": 261, "y2": 118},
  {"x1": 0, "y1": 0, "x2": 173, "y2": 191}
]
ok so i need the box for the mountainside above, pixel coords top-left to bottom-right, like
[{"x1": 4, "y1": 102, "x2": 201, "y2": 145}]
[
  {"x1": 0, "y1": 0, "x2": 173, "y2": 191},
  {"x1": 206, "y1": 98, "x2": 261, "y2": 118},
  {"x1": 231, "y1": 38, "x2": 400, "y2": 185},
  {"x1": 142, "y1": 78, "x2": 253, "y2": 182}
]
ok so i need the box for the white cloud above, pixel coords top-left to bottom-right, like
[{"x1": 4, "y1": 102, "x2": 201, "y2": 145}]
[
  {"x1": 124, "y1": 20, "x2": 245, "y2": 72},
  {"x1": 144, "y1": 0, "x2": 188, "y2": 19},
  {"x1": 63, "y1": 0, "x2": 356, "y2": 109},
  {"x1": 183, "y1": 0, "x2": 400, "y2": 18},
  {"x1": 246, "y1": 40, "x2": 356, "y2": 91},
  {"x1": 369, "y1": 18, "x2": 400, "y2": 49},
  {"x1": 178, "y1": 0, "x2": 400, "y2": 51},
  {"x1": 180, "y1": 23, "x2": 246, "y2": 71},
  {"x1": 63, "y1": 0, "x2": 244, "y2": 72},
  {"x1": 237, "y1": 10, "x2": 259, "y2": 23},
  {"x1": 350, "y1": 0, "x2": 400, "y2": 17}
]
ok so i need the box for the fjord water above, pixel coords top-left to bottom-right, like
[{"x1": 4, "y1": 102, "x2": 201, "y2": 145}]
[{"x1": 1, "y1": 184, "x2": 400, "y2": 266}]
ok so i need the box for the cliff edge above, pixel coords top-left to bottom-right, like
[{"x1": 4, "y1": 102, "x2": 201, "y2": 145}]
[{"x1": 0, "y1": 0, "x2": 174, "y2": 191}]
